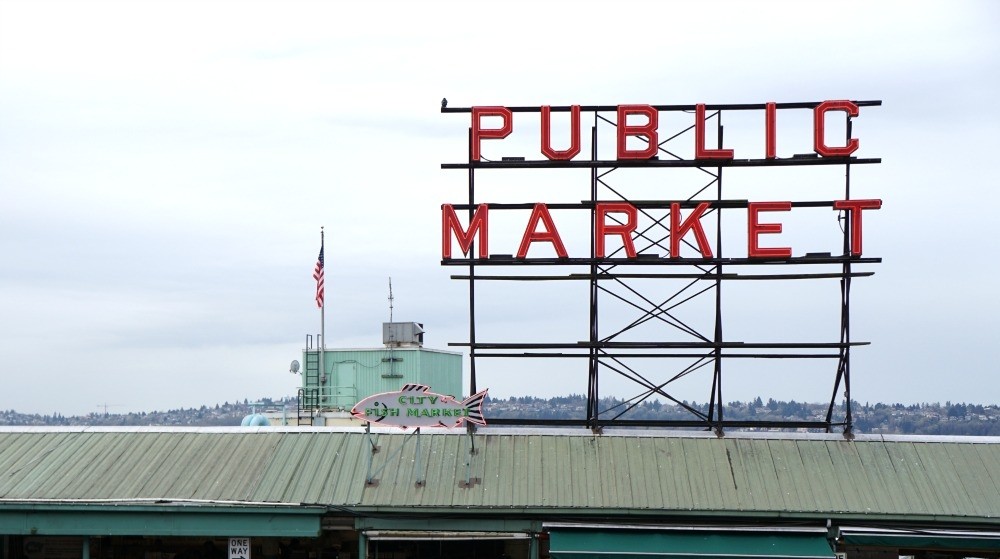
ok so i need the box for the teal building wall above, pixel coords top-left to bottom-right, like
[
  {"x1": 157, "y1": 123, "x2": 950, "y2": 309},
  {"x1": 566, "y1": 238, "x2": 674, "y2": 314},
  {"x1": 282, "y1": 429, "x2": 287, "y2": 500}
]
[{"x1": 301, "y1": 347, "x2": 463, "y2": 410}]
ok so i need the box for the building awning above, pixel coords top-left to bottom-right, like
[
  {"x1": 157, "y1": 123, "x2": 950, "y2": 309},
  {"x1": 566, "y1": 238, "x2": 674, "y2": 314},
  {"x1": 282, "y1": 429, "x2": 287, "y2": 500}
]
[
  {"x1": 365, "y1": 531, "x2": 530, "y2": 541},
  {"x1": 548, "y1": 527, "x2": 836, "y2": 559},
  {"x1": 840, "y1": 528, "x2": 1000, "y2": 551},
  {"x1": 0, "y1": 506, "x2": 322, "y2": 537}
]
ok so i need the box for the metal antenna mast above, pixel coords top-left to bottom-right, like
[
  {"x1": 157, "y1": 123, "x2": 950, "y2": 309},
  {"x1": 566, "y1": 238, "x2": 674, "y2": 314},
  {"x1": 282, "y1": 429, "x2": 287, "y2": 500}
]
[{"x1": 388, "y1": 277, "x2": 397, "y2": 377}]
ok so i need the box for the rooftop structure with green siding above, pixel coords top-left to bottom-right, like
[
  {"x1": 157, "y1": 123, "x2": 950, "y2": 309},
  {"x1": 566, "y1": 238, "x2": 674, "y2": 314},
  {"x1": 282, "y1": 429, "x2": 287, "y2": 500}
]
[{"x1": 289, "y1": 322, "x2": 463, "y2": 426}]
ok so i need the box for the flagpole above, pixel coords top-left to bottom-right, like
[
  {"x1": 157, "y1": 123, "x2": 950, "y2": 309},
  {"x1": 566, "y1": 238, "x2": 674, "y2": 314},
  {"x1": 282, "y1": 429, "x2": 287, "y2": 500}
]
[{"x1": 319, "y1": 227, "x2": 326, "y2": 408}]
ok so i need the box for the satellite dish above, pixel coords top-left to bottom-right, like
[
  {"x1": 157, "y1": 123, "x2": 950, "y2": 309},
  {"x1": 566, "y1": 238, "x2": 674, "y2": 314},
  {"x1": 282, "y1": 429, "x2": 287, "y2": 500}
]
[{"x1": 289, "y1": 360, "x2": 300, "y2": 374}]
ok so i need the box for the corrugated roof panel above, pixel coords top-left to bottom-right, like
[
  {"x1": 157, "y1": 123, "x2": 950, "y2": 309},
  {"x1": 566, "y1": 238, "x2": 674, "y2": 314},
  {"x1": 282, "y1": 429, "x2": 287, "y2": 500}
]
[
  {"x1": 849, "y1": 441, "x2": 896, "y2": 514},
  {"x1": 323, "y1": 432, "x2": 368, "y2": 505},
  {"x1": 39, "y1": 432, "x2": 90, "y2": 497},
  {"x1": 536, "y1": 434, "x2": 555, "y2": 507},
  {"x1": 319, "y1": 432, "x2": 367, "y2": 505},
  {"x1": 1, "y1": 433, "x2": 51, "y2": 497},
  {"x1": 664, "y1": 437, "x2": 695, "y2": 509},
  {"x1": 553, "y1": 435, "x2": 576, "y2": 507},
  {"x1": 16, "y1": 433, "x2": 70, "y2": 497},
  {"x1": 482, "y1": 432, "x2": 504, "y2": 507},
  {"x1": 732, "y1": 437, "x2": 778, "y2": 512},
  {"x1": 837, "y1": 439, "x2": 872, "y2": 512},
  {"x1": 916, "y1": 442, "x2": 974, "y2": 516},
  {"x1": 686, "y1": 438, "x2": 718, "y2": 511},
  {"x1": 84, "y1": 432, "x2": 151, "y2": 497},
  {"x1": 937, "y1": 441, "x2": 997, "y2": 517},
  {"x1": 575, "y1": 435, "x2": 599, "y2": 509},
  {"x1": 0, "y1": 429, "x2": 998, "y2": 524},
  {"x1": 632, "y1": 437, "x2": 662, "y2": 509},
  {"x1": 515, "y1": 434, "x2": 537, "y2": 507},
  {"x1": 891, "y1": 442, "x2": 933, "y2": 513},
  {"x1": 408, "y1": 439, "x2": 448, "y2": 506},
  {"x1": 973, "y1": 443, "x2": 1000, "y2": 513},
  {"x1": 132, "y1": 432, "x2": 191, "y2": 498},
  {"x1": 23, "y1": 432, "x2": 83, "y2": 498},
  {"x1": 720, "y1": 438, "x2": 752, "y2": 511},
  {"x1": 602, "y1": 437, "x2": 630, "y2": 509},
  {"x1": 884, "y1": 441, "x2": 941, "y2": 514},
  {"x1": 764, "y1": 439, "x2": 797, "y2": 512},
  {"x1": 780, "y1": 439, "x2": 819, "y2": 512},
  {"x1": 293, "y1": 432, "x2": 341, "y2": 503}
]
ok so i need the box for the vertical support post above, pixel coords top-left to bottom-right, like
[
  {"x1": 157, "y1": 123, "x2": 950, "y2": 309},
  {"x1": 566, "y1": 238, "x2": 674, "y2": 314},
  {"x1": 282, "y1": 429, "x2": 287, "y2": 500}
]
[
  {"x1": 414, "y1": 427, "x2": 425, "y2": 487},
  {"x1": 365, "y1": 422, "x2": 377, "y2": 485},
  {"x1": 827, "y1": 113, "x2": 855, "y2": 436},
  {"x1": 842, "y1": 117, "x2": 854, "y2": 438},
  {"x1": 358, "y1": 532, "x2": 368, "y2": 559},
  {"x1": 712, "y1": 111, "x2": 725, "y2": 435},
  {"x1": 467, "y1": 127, "x2": 478, "y2": 400},
  {"x1": 82, "y1": 537, "x2": 90, "y2": 559},
  {"x1": 587, "y1": 118, "x2": 600, "y2": 430},
  {"x1": 529, "y1": 534, "x2": 539, "y2": 559},
  {"x1": 460, "y1": 427, "x2": 480, "y2": 487}
]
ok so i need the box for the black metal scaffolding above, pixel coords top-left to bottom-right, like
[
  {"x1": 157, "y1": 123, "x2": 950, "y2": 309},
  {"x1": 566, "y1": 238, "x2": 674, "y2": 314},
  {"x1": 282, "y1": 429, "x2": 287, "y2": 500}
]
[{"x1": 441, "y1": 101, "x2": 881, "y2": 434}]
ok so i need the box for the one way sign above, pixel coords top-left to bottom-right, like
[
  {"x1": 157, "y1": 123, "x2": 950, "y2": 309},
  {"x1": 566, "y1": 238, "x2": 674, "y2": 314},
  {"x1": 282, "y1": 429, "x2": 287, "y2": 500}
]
[{"x1": 229, "y1": 538, "x2": 250, "y2": 559}]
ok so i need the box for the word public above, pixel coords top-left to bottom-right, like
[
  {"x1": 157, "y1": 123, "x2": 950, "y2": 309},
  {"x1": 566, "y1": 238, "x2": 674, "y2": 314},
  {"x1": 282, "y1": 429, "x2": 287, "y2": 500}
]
[{"x1": 469, "y1": 100, "x2": 864, "y2": 161}]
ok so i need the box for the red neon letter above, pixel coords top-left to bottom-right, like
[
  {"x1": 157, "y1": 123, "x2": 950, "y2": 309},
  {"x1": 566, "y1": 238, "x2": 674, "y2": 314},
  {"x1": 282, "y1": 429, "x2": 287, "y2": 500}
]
[
  {"x1": 748, "y1": 201, "x2": 792, "y2": 259},
  {"x1": 442, "y1": 203, "x2": 489, "y2": 259},
  {"x1": 616, "y1": 105, "x2": 658, "y2": 159},
  {"x1": 595, "y1": 202, "x2": 637, "y2": 258},
  {"x1": 517, "y1": 203, "x2": 568, "y2": 258},
  {"x1": 765, "y1": 102, "x2": 777, "y2": 159},
  {"x1": 834, "y1": 199, "x2": 882, "y2": 255},
  {"x1": 471, "y1": 106, "x2": 512, "y2": 161},
  {"x1": 670, "y1": 202, "x2": 713, "y2": 258},
  {"x1": 541, "y1": 105, "x2": 581, "y2": 160},
  {"x1": 813, "y1": 100, "x2": 860, "y2": 157},
  {"x1": 695, "y1": 104, "x2": 734, "y2": 159}
]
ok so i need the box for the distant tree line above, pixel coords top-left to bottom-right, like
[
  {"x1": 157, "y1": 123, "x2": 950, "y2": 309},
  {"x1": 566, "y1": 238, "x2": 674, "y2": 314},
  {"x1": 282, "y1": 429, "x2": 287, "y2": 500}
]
[
  {"x1": 1, "y1": 396, "x2": 997, "y2": 435},
  {"x1": 0, "y1": 397, "x2": 296, "y2": 427},
  {"x1": 486, "y1": 395, "x2": 1000, "y2": 436}
]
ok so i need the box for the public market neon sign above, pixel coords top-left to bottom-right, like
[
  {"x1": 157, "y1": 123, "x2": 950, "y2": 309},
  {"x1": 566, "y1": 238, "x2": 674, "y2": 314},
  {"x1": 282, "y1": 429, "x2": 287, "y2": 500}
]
[{"x1": 442, "y1": 101, "x2": 881, "y2": 260}]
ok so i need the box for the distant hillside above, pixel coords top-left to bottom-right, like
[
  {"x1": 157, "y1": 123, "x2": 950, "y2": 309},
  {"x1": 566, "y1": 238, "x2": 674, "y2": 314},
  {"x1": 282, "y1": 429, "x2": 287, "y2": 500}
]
[
  {"x1": 0, "y1": 397, "x2": 297, "y2": 427},
  {"x1": 1, "y1": 396, "x2": 998, "y2": 436},
  {"x1": 488, "y1": 396, "x2": 1000, "y2": 436}
]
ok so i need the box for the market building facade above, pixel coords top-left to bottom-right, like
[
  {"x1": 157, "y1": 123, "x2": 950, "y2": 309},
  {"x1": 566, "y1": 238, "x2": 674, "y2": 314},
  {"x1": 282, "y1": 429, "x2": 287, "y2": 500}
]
[{"x1": 1, "y1": 427, "x2": 998, "y2": 559}]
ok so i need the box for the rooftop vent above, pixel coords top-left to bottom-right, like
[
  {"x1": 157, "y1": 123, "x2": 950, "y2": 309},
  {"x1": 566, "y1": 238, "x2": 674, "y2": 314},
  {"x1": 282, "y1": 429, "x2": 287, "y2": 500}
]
[{"x1": 383, "y1": 322, "x2": 424, "y2": 348}]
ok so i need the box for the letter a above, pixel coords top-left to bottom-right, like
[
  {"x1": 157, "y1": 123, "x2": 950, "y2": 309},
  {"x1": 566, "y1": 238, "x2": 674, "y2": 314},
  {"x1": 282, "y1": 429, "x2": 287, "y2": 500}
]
[{"x1": 517, "y1": 204, "x2": 568, "y2": 258}]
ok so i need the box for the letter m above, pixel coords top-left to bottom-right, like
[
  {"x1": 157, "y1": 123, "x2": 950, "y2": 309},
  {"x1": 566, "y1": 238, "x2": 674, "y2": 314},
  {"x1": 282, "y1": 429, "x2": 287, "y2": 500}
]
[{"x1": 442, "y1": 203, "x2": 489, "y2": 259}]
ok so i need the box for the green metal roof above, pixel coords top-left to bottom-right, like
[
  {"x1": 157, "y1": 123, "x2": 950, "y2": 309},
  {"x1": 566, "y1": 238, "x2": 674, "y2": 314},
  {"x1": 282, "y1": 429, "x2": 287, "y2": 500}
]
[{"x1": 0, "y1": 428, "x2": 997, "y2": 525}]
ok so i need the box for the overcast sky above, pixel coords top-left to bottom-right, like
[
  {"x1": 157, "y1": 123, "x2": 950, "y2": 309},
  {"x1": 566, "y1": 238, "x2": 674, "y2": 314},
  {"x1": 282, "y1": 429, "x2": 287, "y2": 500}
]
[{"x1": 1, "y1": 1, "x2": 998, "y2": 416}]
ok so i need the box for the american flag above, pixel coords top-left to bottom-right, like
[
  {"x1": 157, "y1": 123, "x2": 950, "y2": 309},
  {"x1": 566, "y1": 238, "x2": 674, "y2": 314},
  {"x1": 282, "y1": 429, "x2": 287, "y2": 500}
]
[{"x1": 313, "y1": 244, "x2": 324, "y2": 308}]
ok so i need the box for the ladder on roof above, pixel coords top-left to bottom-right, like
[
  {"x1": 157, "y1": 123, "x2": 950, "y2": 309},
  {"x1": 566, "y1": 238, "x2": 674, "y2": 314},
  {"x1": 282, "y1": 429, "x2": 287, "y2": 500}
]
[{"x1": 297, "y1": 349, "x2": 321, "y2": 425}]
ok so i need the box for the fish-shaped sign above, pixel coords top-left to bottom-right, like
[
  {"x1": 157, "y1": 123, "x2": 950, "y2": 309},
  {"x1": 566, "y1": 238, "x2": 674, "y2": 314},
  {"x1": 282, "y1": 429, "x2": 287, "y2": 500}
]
[{"x1": 351, "y1": 384, "x2": 488, "y2": 428}]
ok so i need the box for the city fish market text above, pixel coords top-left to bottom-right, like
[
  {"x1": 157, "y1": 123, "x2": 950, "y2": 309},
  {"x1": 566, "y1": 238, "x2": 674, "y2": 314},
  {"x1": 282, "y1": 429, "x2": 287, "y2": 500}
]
[
  {"x1": 351, "y1": 384, "x2": 488, "y2": 429},
  {"x1": 363, "y1": 406, "x2": 467, "y2": 418}
]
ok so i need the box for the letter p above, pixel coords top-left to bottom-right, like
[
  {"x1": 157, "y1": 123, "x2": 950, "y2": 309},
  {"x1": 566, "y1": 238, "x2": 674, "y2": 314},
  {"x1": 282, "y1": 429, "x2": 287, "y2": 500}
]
[{"x1": 472, "y1": 106, "x2": 512, "y2": 161}]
